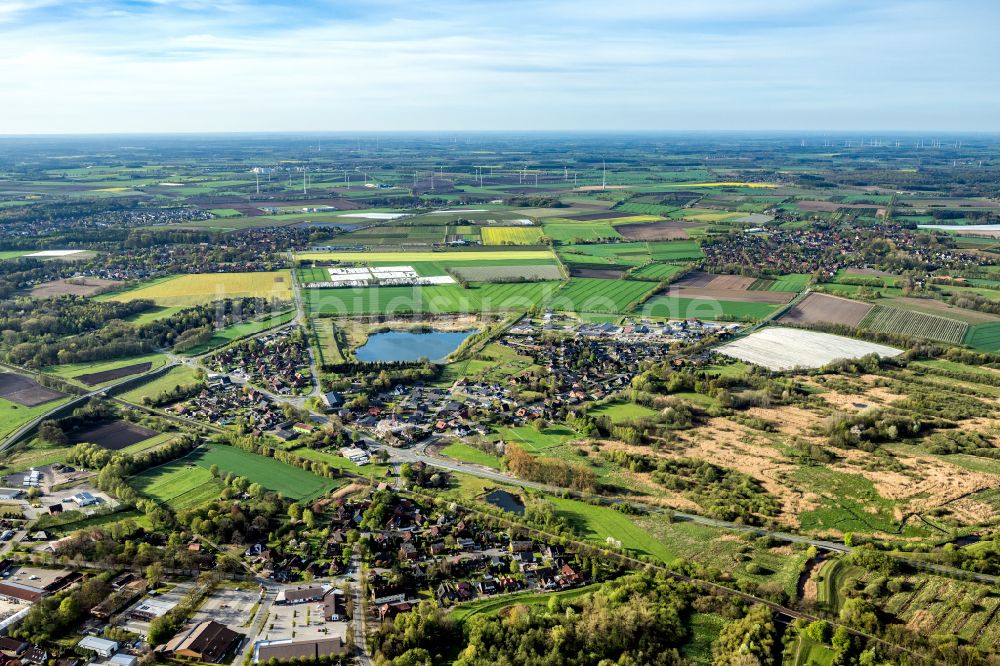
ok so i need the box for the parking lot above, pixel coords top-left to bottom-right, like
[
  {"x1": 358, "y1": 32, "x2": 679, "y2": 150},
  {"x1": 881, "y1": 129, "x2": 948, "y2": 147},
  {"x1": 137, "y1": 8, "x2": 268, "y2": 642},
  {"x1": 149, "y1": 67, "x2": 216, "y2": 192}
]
[
  {"x1": 190, "y1": 585, "x2": 262, "y2": 628},
  {"x1": 259, "y1": 602, "x2": 348, "y2": 644}
]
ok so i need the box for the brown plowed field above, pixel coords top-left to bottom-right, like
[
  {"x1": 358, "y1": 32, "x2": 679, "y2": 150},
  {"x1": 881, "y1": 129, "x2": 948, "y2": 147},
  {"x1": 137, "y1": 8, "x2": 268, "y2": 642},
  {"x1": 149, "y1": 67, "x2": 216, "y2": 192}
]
[
  {"x1": 67, "y1": 420, "x2": 158, "y2": 450},
  {"x1": 779, "y1": 292, "x2": 873, "y2": 327},
  {"x1": 0, "y1": 373, "x2": 64, "y2": 407},
  {"x1": 569, "y1": 266, "x2": 626, "y2": 279},
  {"x1": 615, "y1": 221, "x2": 690, "y2": 241},
  {"x1": 28, "y1": 277, "x2": 121, "y2": 298},
  {"x1": 666, "y1": 287, "x2": 794, "y2": 304},
  {"x1": 74, "y1": 361, "x2": 153, "y2": 386}
]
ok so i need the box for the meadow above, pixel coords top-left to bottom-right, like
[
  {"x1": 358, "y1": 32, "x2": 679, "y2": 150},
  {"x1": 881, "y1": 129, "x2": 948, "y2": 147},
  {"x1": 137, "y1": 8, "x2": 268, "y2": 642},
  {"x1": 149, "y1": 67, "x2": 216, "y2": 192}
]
[
  {"x1": 110, "y1": 271, "x2": 293, "y2": 307},
  {"x1": 964, "y1": 322, "x2": 1000, "y2": 351},
  {"x1": 131, "y1": 444, "x2": 342, "y2": 505}
]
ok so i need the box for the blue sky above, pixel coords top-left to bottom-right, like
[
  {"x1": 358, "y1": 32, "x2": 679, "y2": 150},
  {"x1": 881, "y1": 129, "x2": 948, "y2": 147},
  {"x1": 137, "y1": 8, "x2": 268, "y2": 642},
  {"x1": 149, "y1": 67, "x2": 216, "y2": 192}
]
[{"x1": 1, "y1": 0, "x2": 998, "y2": 133}]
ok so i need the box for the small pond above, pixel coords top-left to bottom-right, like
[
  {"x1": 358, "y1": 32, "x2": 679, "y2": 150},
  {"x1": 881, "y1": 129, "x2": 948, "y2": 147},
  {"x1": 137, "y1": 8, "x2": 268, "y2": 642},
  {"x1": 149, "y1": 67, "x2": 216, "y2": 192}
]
[
  {"x1": 483, "y1": 489, "x2": 525, "y2": 515},
  {"x1": 354, "y1": 329, "x2": 477, "y2": 363}
]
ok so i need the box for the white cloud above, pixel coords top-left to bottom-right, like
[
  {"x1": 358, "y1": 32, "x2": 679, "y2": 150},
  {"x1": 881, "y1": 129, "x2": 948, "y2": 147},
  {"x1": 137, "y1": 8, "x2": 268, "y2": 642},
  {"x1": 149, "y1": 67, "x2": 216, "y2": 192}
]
[{"x1": 0, "y1": 0, "x2": 997, "y2": 132}]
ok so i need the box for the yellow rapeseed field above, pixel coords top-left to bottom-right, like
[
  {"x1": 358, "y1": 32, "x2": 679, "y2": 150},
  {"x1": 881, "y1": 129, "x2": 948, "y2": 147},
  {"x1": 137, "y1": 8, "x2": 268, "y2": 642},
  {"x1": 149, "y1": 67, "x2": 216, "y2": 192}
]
[
  {"x1": 110, "y1": 271, "x2": 293, "y2": 306},
  {"x1": 480, "y1": 227, "x2": 545, "y2": 245}
]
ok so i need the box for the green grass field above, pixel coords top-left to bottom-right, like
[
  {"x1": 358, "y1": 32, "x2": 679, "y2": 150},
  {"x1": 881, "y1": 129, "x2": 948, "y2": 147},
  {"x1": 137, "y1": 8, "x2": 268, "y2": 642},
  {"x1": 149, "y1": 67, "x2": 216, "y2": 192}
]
[
  {"x1": 118, "y1": 365, "x2": 201, "y2": 404},
  {"x1": 643, "y1": 295, "x2": 777, "y2": 321},
  {"x1": 179, "y1": 309, "x2": 296, "y2": 355},
  {"x1": 587, "y1": 401, "x2": 658, "y2": 422},
  {"x1": 306, "y1": 282, "x2": 564, "y2": 316},
  {"x1": 629, "y1": 263, "x2": 685, "y2": 281},
  {"x1": 194, "y1": 444, "x2": 342, "y2": 500},
  {"x1": 132, "y1": 444, "x2": 342, "y2": 505},
  {"x1": 130, "y1": 456, "x2": 222, "y2": 510},
  {"x1": 450, "y1": 584, "x2": 599, "y2": 624},
  {"x1": 552, "y1": 278, "x2": 656, "y2": 313},
  {"x1": 964, "y1": 322, "x2": 1000, "y2": 351},
  {"x1": 499, "y1": 425, "x2": 578, "y2": 452},
  {"x1": 543, "y1": 220, "x2": 621, "y2": 242},
  {"x1": 0, "y1": 397, "x2": 70, "y2": 443},
  {"x1": 549, "y1": 496, "x2": 677, "y2": 562},
  {"x1": 439, "y1": 443, "x2": 502, "y2": 468},
  {"x1": 42, "y1": 353, "x2": 167, "y2": 385}
]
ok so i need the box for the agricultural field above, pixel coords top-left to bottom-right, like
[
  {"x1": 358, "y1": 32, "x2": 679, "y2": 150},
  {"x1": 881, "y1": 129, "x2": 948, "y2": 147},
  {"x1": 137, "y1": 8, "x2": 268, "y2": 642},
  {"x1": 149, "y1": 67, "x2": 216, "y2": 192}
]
[
  {"x1": 450, "y1": 263, "x2": 563, "y2": 282},
  {"x1": 312, "y1": 318, "x2": 346, "y2": 364},
  {"x1": 42, "y1": 353, "x2": 166, "y2": 386},
  {"x1": 551, "y1": 278, "x2": 656, "y2": 314},
  {"x1": 717, "y1": 327, "x2": 903, "y2": 370},
  {"x1": 480, "y1": 226, "x2": 544, "y2": 245},
  {"x1": 0, "y1": 372, "x2": 64, "y2": 406},
  {"x1": 129, "y1": 456, "x2": 223, "y2": 510},
  {"x1": 964, "y1": 322, "x2": 1000, "y2": 351},
  {"x1": 118, "y1": 365, "x2": 201, "y2": 404},
  {"x1": 132, "y1": 444, "x2": 341, "y2": 505},
  {"x1": 109, "y1": 271, "x2": 293, "y2": 307},
  {"x1": 542, "y1": 220, "x2": 621, "y2": 242},
  {"x1": 749, "y1": 273, "x2": 812, "y2": 292},
  {"x1": 779, "y1": 292, "x2": 873, "y2": 327},
  {"x1": 643, "y1": 295, "x2": 778, "y2": 321},
  {"x1": 858, "y1": 305, "x2": 968, "y2": 344},
  {"x1": 628, "y1": 263, "x2": 685, "y2": 281}
]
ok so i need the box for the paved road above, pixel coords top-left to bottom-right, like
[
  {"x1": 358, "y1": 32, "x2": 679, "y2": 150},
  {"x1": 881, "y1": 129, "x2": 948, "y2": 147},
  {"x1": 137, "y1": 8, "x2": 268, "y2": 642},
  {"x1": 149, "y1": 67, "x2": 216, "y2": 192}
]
[
  {"x1": 347, "y1": 550, "x2": 371, "y2": 666},
  {"x1": 289, "y1": 251, "x2": 323, "y2": 400}
]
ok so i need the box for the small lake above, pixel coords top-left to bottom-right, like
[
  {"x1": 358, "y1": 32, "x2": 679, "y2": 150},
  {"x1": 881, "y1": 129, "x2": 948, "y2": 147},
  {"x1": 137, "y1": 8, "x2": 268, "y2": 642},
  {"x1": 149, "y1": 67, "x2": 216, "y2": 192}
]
[
  {"x1": 483, "y1": 489, "x2": 525, "y2": 515},
  {"x1": 354, "y1": 329, "x2": 477, "y2": 363}
]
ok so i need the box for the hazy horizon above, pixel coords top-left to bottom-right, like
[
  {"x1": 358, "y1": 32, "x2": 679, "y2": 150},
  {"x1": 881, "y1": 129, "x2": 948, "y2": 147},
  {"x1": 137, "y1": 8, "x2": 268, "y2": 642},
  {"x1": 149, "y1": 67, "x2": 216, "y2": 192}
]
[{"x1": 2, "y1": 1, "x2": 998, "y2": 134}]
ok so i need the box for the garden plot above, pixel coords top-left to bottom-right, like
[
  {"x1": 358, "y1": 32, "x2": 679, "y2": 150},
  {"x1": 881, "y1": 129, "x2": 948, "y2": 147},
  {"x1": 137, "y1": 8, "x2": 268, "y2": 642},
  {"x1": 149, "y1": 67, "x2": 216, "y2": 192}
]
[{"x1": 717, "y1": 327, "x2": 902, "y2": 371}]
